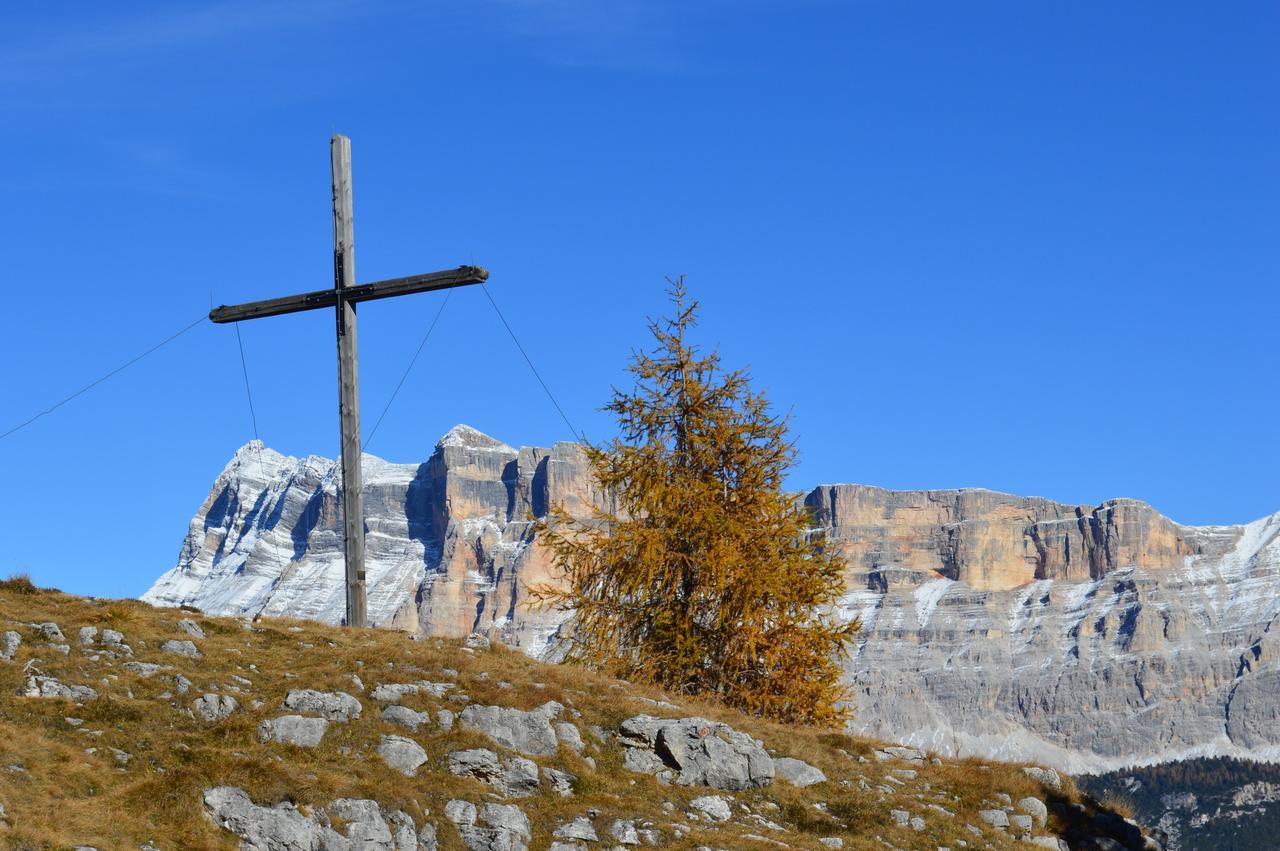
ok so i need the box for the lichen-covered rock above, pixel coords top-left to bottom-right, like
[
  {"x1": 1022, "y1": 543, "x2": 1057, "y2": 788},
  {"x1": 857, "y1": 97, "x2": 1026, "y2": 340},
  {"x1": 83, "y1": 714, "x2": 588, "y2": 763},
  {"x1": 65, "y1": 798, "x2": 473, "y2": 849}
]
[
  {"x1": 460, "y1": 701, "x2": 563, "y2": 756},
  {"x1": 258, "y1": 715, "x2": 327, "y2": 748},
  {"x1": 619, "y1": 715, "x2": 774, "y2": 790},
  {"x1": 283, "y1": 689, "x2": 362, "y2": 721}
]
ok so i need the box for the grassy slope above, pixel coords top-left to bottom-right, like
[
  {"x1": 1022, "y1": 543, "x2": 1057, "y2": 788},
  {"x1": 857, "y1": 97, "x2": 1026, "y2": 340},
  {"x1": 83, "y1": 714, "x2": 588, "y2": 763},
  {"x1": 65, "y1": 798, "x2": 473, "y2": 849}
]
[{"x1": 0, "y1": 579, "x2": 1128, "y2": 850}]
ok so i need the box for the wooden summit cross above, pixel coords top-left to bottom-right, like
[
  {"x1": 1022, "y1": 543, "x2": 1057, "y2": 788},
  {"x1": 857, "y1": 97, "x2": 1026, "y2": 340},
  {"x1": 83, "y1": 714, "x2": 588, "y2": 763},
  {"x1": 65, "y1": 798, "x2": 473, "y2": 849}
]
[{"x1": 210, "y1": 134, "x2": 487, "y2": 628}]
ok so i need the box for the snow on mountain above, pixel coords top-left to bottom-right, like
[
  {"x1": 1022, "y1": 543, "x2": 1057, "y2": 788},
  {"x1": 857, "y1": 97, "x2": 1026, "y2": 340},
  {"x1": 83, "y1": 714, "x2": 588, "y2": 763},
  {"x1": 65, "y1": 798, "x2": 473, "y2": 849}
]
[{"x1": 146, "y1": 428, "x2": 1280, "y2": 772}]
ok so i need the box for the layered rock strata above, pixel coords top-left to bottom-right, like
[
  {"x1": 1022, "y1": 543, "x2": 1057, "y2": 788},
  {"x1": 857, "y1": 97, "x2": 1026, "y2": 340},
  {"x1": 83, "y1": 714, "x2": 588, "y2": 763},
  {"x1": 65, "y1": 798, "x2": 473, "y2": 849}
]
[{"x1": 144, "y1": 426, "x2": 1280, "y2": 772}]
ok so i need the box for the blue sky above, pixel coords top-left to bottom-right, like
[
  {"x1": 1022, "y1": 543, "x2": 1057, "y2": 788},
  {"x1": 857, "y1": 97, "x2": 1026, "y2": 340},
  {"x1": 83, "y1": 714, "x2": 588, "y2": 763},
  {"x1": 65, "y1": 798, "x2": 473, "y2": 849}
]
[{"x1": 2, "y1": 1, "x2": 1277, "y2": 598}]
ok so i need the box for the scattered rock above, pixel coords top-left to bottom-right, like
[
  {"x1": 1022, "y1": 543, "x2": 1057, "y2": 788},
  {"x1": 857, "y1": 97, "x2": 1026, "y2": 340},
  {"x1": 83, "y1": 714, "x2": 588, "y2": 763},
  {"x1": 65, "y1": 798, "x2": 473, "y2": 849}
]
[
  {"x1": 619, "y1": 715, "x2": 774, "y2": 790},
  {"x1": 1018, "y1": 796, "x2": 1049, "y2": 828},
  {"x1": 1023, "y1": 766, "x2": 1062, "y2": 793},
  {"x1": 174, "y1": 674, "x2": 192, "y2": 695},
  {"x1": 382, "y1": 704, "x2": 431, "y2": 732},
  {"x1": 371, "y1": 681, "x2": 454, "y2": 703},
  {"x1": 100, "y1": 629, "x2": 125, "y2": 646},
  {"x1": 979, "y1": 808, "x2": 1010, "y2": 829},
  {"x1": 437, "y1": 709, "x2": 455, "y2": 732},
  {"x1": 543, "y1": 767, "x2": 576, "y2": 797},
  {"x1": 258, "y1": 715, "x2": 328, "y2": 748},
  {"x1": 446, "y1": 800, "x2": 530, "y2": 851},
  {"x1": 283, "y1": 689, "x2": 362, "y2": 721},
  {"x1": 464, "y1": 633, "x2": 491, "y2": 651},
  {"x1": 774, "y1": 756, "x2": 826, "y2": 787},
  {"x1": 204, "y1": 787, "x2": 326, "y2": 849},
  {"x1": 610, "y1": 818, "x2": 640, "y2": 845},
  {"x1": 819, "y1": 839, "x2": 844, "y2": 849},
  {"x1": 554, "y1": 815, "x2": 598, "y2": 841},
  {"x1": 22, "y1": 674, "x2": 97, "y2": 701},
  {"x1": 35, "y1": 622, "x2": 64, "y2": 642},
  {"x1": 690, "y1": 795, "x2": 733, "y2": 822},
  {"x1": 192, "y1": 693, "x2": 239, "y2": 722},
  {"x1": 78, "y1": 627, "x2": 98, "y2": 645},
  {"x1": 890, "y1": 809, "x2": 910, "y2": 827},
  {"x1": 0, "y1": 631, "x2": 19, "y2": 660},
  {"x1": 176, "y1": 618, "x2": 206, "y2": 639},
  {"x1": 161, "y1": 639, "x2": 200, "y2": 658},
  {"x1": 448, "y1": 748, "x2": 540, "y2": 798},
  {"x1": 123, "y1": 662, "x2": 169, "y2": 678},
  {"x1": 460, "y1": 701, "x2": 563, "y2": 756},
  {"x1": 876, "y1": 745, "x2": 927, "y2": 764},
  {"x1": 378, "y1": 735, "x2": 428, "y2": 776},
  {"x1": 555, "y1": 721, "x2": 585, "y2": 753}
]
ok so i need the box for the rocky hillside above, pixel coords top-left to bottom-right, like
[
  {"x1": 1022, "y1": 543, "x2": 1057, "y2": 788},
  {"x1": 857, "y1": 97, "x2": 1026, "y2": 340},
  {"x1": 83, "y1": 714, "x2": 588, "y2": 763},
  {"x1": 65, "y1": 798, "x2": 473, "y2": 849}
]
[
  {"x1": 143, "y1": 426, "x2": 1280, "y2": 773},
  {"x1": 0, "y1": 578, "x2": 1160, "y2": 850}
]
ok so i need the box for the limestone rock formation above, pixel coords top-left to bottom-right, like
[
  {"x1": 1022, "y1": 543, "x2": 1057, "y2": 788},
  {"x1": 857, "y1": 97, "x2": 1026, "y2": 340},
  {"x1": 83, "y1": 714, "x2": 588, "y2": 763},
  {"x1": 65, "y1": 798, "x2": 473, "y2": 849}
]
[{"x1": 145, "y1": 426, "x2": 1280, "y2": 772}]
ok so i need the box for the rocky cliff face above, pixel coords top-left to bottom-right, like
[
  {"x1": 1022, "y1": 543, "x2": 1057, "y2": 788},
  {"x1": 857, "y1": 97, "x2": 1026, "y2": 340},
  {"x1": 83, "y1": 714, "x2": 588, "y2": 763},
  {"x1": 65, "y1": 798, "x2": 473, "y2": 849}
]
[
  {"x1": 144, "y1": 425, "x2": 599, "y2": 657},
  {"x1": 145, "y1": 426, "x2": 1280, "y2": 773}
]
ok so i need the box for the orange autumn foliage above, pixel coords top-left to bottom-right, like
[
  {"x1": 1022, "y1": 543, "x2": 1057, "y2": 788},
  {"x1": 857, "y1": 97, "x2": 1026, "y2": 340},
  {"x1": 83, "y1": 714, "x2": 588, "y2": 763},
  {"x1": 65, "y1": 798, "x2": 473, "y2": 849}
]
[{"x1": 536, "y1": 279, "x2": 857, "y2": 727}]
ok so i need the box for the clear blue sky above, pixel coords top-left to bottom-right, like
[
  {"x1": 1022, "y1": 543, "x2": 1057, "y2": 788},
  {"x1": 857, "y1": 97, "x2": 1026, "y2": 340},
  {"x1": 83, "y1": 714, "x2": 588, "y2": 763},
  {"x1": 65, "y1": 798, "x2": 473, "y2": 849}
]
[{"x1": 2, "y1": 2, "x2": 1276, "y2": 598}]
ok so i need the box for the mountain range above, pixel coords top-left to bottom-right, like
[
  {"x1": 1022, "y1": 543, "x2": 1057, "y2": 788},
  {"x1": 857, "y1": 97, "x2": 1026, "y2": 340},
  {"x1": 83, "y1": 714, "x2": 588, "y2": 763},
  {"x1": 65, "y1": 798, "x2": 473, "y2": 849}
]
[{"x1": 144, "y1": 425, "x2": 1280, "y2": 775}]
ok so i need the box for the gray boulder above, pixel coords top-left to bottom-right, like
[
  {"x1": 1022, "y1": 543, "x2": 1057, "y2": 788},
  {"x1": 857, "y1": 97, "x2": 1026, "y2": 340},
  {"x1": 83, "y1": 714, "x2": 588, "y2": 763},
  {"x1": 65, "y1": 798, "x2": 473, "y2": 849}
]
[
  {"x1": 445, "y1": 800, "x2": 530, "y2": 851},
  {"x1": 327, "y1": 798, "x2": 394, "y2": 848},
  {"x1": 283, "y1": 689, "x2": 362, "y2": 722},
  {"x1": 774, "y1": 756, "x2": 826, "y2": 787},
  {"x1": 459, "y1": 701, "x2": 563, "y2": 756},
  {"x1": 448, "y1": 748, "x2": 540, "y2": 798},
  {"x1": 1023, "y1": 766, "x2": 1063, "y2": 792},
  {"x1": 193, "y1": 693, "x2": 239, "y2": 722},
  {"x1": 22, "y1": 674, "x2": 97, "y2": 701},
  {"x1": 690, "y1": 795, "x2": 733, "y2": 822},
  {"x1": 554, "y1": 722, "x2": 585, "y2": 753},
  {"x1": 123, "y1": 662, "x2": 169, "y2": 678},
  {"x1": 78, "y1": 627, "x2": 98, "y2": 645},
  {"x1": 162, "y1": 639, "x2": 200, "y2": 658},
  {"x1": 553, "y1": 816, "x2": 598, "y2": 841},
  {"x1": 1, "y1": 631, "x2": 21, "y2": 660},
  {"x1": 203, "y1": 786, "x2": 325, "y2": 849},
  {"x1": 371, "y1": 681, "x2": 454, "y2": 703},
  {"x1": 619, "y1": 715, "x2": 774, "y2": 790},
  {"x1": 543, "y1": 767, "x2": 576, "y2": 797},
  {"x1": 378, "y1": 735, "x2": 428, "y2": 776},
  {"x1": 35, "y1": 622, "x2": 64, "y2": 642},
  {"x1": 177, "y1": 618, "x2": 206, "y2": 639},
  {"x1": 382, "y1": 704, "x2": 431, "y2": 732},
  {"x1": 1018, "y1": 796, "x2": 1049, "y2": 828},
  {"x1": 258, "y1": 715, "x2": 328, "y2": 748}
]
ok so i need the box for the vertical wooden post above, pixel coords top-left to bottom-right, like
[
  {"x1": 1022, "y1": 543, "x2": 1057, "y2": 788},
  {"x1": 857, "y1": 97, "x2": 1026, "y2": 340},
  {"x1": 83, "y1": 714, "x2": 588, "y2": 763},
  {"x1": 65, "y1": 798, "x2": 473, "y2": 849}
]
[{"x1": 331, "y1": 134, "x2": 367, "y2": 628}]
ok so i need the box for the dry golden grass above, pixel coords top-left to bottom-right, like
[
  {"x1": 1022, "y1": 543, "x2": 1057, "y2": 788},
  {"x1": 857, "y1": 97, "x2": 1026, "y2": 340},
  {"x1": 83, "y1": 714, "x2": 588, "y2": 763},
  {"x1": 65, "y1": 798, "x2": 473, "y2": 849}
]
[{"x1": 0, "y1": 581, "x2": 1131, "y2": 849}]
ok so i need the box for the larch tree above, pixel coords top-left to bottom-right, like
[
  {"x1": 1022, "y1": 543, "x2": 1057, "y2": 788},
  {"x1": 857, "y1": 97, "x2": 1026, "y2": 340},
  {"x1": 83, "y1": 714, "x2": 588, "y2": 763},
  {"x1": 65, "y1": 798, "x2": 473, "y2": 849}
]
[{"x1": 535, "y1": 278, "x2": 858, "y2": 727}]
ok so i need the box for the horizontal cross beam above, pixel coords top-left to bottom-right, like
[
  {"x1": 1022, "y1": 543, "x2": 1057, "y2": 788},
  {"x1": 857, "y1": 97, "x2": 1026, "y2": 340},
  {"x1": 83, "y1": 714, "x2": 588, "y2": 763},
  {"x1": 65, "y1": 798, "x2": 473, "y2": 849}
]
[{"x1": 209, "y1": 265, "x2": 488, "y2": 324}]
